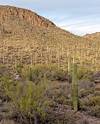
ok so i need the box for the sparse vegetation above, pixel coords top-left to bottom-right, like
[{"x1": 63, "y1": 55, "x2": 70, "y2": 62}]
[
  {"x1": 0, "y1": 76, "x2": 51, "y2": 124},
  {"x1": 16, "y1": 64, "x2": 67, "y2": 82},
  {"x1": 0, "y1": 5, "x2": 100, "y2": 124}
]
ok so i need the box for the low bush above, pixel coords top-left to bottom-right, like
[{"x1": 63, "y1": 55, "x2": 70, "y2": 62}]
[
  {"x1": 79, "y1": 89, "x2": 94, "y2": 98},
  {"x1": 77, "y1": 67, "x2": 93, "y2": 80},
  {"x1": 89, "y1": 105, "x2": 100, "y2": 118},
  {"x1": 0, "y1": 76, "x2": 51, "y2": 124},
  {"x1": 79, "y1": 96, "x2": 100, "y2": 116},
  {"x1": 0, "y1": 64, "x2": 10, "y2": 77},
  {"x1": 89, "y1": 96, "x2": 100, "y2": 106},
  {"x1": 20, "y1": 64, "x2": 67, "y2": 82}
]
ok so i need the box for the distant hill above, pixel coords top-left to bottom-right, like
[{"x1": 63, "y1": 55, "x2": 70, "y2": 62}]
[
  {"x1": 84, "y1": 32, "x2": 100, "y2": 41},
  {"x1": 0, "y1": 5, "x2": 99, "y2": 70},
  {"x1": 0, "y1": 5, "x2": 55, "y2": 37}
]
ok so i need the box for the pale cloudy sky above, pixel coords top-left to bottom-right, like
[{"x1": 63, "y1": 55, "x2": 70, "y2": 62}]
[{"x1": 0, "y1": 0, "x2": 100, "y2": 35}]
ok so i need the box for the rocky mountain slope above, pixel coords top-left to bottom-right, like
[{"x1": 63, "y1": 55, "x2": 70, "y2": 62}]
[
  {"x1": 84, "y1": 32, "x2": 100, "y2": 41},
  {"x1": 0, "y1": 5, "x2": 100, "y2": 124},
  {"x1": 0, "y1": 5, "x2": 55, "y2": 37},
  {"x1": 0, "y1": 5, "x2": 100, "y2": 70},
  {"x1": 0, "y1": 5, "x2": 99, "y2": 70}
]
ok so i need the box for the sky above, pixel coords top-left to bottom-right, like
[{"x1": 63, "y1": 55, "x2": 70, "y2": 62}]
[{"x1": 0, "y1": 0, "x2": 100, "y2": 36}]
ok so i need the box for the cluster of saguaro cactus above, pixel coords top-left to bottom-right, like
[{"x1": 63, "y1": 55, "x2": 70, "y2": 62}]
[{"x1": 0, "y1": 38, "x2": 100, "y2": 71}]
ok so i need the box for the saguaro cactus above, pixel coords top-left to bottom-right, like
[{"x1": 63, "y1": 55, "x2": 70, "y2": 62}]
[
  {"x1": 68, "y1": 56, "x2": 72, "y2": 75},
  {"x1": 71, "y1": 63, "x2": 79, "y2": 111}
]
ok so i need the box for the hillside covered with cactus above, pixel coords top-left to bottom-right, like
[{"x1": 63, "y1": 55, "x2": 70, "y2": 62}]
[
  {"x1": 0, "y1": 5, "x2": 100, "y2": 124},
  {"x1": 0, "y1": 6, "x2": 100, "y2": 71}
]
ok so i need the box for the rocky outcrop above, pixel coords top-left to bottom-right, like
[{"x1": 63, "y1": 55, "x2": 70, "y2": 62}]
[
  {"x1": 0, "y1": 5, "x2": 55, "y2": 28},
  {"x1": 0, "y1": 5, "x2": 56, "y2": 37}
]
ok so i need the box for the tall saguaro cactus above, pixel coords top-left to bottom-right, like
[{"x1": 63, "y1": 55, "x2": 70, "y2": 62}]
[{"x1": 71, "y1": 63, "x2": 79, "y2": 111}]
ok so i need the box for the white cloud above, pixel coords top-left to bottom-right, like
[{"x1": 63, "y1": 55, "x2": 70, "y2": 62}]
[
  {"x1": 56, "y1": 15, "x2": 100, "y2": 35},
  {"x1": 60, "y1": 22, "x2": 100, "y2": 35}
]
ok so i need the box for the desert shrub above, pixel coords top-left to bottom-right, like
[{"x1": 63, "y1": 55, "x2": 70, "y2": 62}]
[
  {"x1": 46, "y1": 111, "x2": 77, "y2": 124},
  {"x1": 79, "y1": 89, "x2": 94, "y2": 98},
  {"x1": 68, "y1": 64, "x2": 92, "y2": 80},
  {"x1": 20, "y1": 64, "x2": 67, "y2": 82},
  {"x1": 1, "y1": 76, "x2": 51, "y2": 124},
  {"x1": 88, "y1": 96, "x2": 100, "y2": 106},
  {"x1": 55, "y1": 95, "x2": 71, "y2": 105},
  {"x1": 89, "y1": 105, "x2": 100, "y2": 118},
  {"x1": 0, "y1": 64, "x2": 10, "y2": 77},
  {"x1": 15, "y1": 63, "x2": 23, "y2": 74},
  {"x1": 77, "y1": 67, "x2": 92, "y2": 80},
  {"x1": 79, "y1": 96, "x2": 100, "y2": 113}
]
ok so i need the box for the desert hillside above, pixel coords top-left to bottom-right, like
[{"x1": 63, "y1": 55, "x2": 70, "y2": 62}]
[
  {"x1": 0, "y1": 5, "x2": 55, "y2": 36},
  {"x1": 0, "y1": 5, "x2": 100, "y2": 124},
  {"x1": 84, "y1": 32, "x2": 100, "y2": 41},
  {"x1": 0, "y1": 6, "x2": 100, "y2": 71}
]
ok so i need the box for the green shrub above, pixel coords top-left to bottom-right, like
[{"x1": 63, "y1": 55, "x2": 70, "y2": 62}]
[
  {"x1": 21, "y1": 64, "x2": 67, "y2": 82},
  {"x1": 77, "y1": 67, "x2": 92, "y2": 80},
  {"x1": 15, "y1": 64, "x2": 23, "y2": 74},
  {"x1": 79, "y1": 96, "x2": 100, "y2": 112},
  {"x1": 89, "y1": 96, "x2": 100, "y2": 106},
  {"x1": 89, "y1": 105, "x2": 100, "y2": 118},
  {"x1": 56, "y1": 95, "x2": 71, "y2": 105},
  {"x1": 0, "y1": 64, "x2": 10, "y2": 77},
  {"x1": 1, "y1": 76, "x2": 51, "y2": 123},
  {"x1": 79, "y1": 89, "x2": 94, "y2": 97}
]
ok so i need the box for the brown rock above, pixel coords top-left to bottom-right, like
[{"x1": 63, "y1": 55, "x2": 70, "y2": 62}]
[
  {"x1": 0, "y1": 5, "x2": 55, "y2": 28},
  {"x1": 0, "y1": 5, "x2": 56, "y2": 37}
]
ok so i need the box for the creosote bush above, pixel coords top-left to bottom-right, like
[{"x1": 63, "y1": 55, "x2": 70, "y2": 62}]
[
  {"x1": 15, "y1": 64, "x2": 23, "y2": 74},
  {"x1": 77, "y1": 67, "x2": 93, "y2": 80},
  {"x1": 79, "y1": 89, "x2": 94, "y2": 98},
  {"x1": 89, "y1": 96, "x2": 100, "y2": 106},
  {"x1": 79, "y1": 95, "x2": 100, "y2": 117},
  {"x1": 89, "y1": 105, "x2": 100, "y2": 118},
  {"x1": 1, "y1": 76, "x2": 51, "y2": 123},
  {"x1": 19, "y1": 64, "x2": 67, "y2": 82}
]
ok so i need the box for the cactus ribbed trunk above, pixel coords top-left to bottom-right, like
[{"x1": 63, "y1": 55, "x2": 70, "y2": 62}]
[
  {"x1": 68, "y1": 56, "x2": 72, "y2": 75},
  {"x1": 71, "y1": 63, "x2": 78, "y2": 111}
]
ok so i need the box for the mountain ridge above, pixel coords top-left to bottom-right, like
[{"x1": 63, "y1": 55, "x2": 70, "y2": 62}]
[
  {"x1": 84, "y1": 32, "x2": 100, "y2": 40},
  {"x1": 0, "y1": 5, "x2": 99, "y2": 70},
  {"x1": 0, "y1": 5, "x2": 55, "y2": 27},
  {"x1": 0, "y1": 5, "x2": 57, "y2": 38}
]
